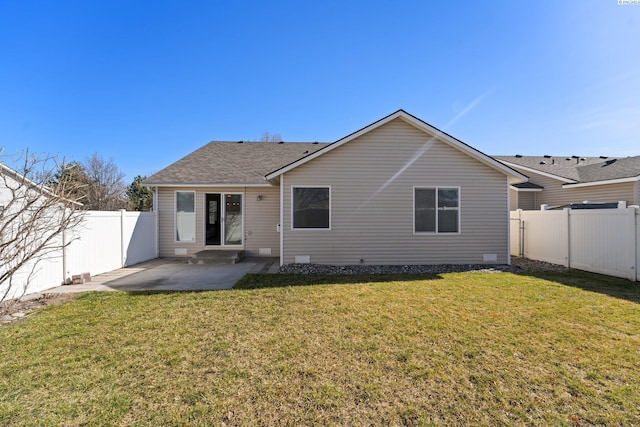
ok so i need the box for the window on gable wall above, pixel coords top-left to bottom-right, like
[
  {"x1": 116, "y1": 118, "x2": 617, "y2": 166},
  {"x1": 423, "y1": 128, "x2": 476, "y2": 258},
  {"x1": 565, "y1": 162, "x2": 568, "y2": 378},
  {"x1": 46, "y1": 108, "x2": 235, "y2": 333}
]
[
  {"x1": 414, "y1": 187, "x2": 459, "y2": 233},
  {"x1": 292, "y1": 187, "x2": 330, "y2": 229}
]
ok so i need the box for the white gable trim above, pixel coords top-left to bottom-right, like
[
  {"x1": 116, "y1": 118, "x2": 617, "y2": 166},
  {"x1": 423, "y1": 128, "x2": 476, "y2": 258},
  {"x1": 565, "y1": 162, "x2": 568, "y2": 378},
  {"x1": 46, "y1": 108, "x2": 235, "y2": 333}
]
[
  {"x1": 510, "y1": 185, "x2": 543, "y2": 192},
  {"x1": 498, "y1": 160, "x2": 577, "y2": 184},
  {"x1": 144, "y1": 182, "x2": 273, "y2": 188},
  {"x1": 562, "y1": 176, "x2": 640, "y2": 188},
  {"x1": 265, "y1": 110, "x2": 527, "y2": 184}
]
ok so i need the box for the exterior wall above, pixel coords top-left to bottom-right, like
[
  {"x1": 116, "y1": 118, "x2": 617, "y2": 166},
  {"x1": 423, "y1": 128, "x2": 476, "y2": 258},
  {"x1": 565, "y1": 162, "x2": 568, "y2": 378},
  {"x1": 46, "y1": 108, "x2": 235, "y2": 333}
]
[
  {"x1": 156, "y1": 186, "x2": 279, "y2": 257},
  {"x1": 281, "y1": 118, "x2": 510, "y2": 265},
  {"x1": 512, "y1": 191, "x2": 536, "y2": 210},
  {"x1": 509, "y1": 189, "x2": 518, "y2": 211},
  {"x1": 513, "y1": 168, "x2": 636, "y2": 209},
  {"x1": 244, "y1": 186, "x2": 280, "y2": 257}
]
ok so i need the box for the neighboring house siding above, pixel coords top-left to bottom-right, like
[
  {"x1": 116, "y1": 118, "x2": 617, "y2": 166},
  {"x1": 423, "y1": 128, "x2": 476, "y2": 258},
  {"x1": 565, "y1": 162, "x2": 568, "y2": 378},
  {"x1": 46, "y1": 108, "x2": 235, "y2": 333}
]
[
  {"x1": 157, "y1": 186, "x2": 279, "y2": 257},
  {"x1": 559, "y1": 182, "x2": 635, "y2": 206},
  {"x1": 512, "y1": 168, "x2": 636, "y2": 208},
  {"x1": 514, "y1": 191, "x2": 536, "y2": 210},
  {"x1": 281, "y1": 118, "x2": 510, "y2": 265},
  {"x1": 509, "y1": 189, "x2": 518, "y2": 211},
  {"x1": 0, "y1": 184, "x2": 10, "y2": 208}
]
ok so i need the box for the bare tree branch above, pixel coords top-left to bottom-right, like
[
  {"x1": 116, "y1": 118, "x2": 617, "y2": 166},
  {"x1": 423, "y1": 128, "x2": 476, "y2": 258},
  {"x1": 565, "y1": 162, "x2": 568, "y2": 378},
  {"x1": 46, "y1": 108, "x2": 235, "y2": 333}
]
[
  {"x1": 83, "y1": 153, "x2": 128, "y2": 210},
  {"x1": 0, "y1": 150, "x2": 85, "y2": 307},
  {"x1": 259, "y1": 131, "x2": 283, "y2": 142}
]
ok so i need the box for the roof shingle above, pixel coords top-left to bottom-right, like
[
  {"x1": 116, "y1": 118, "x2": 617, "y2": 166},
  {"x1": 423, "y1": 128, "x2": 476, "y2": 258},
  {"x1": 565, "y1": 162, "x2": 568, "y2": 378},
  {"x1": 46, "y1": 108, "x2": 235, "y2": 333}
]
[
  {"x1": 494, "y1": 155, "x2": 640, "y2": 183},
  {"x1": 143, "y1": 141, "x2": 329, "y2": 186}
]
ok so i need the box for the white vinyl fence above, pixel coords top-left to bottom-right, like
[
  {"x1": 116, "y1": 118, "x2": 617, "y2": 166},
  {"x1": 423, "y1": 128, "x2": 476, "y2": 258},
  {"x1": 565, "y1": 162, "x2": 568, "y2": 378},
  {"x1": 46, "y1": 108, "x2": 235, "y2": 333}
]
[
  {"x1": 1, "y1": 210, "x2": 157, "y2": 299},
  {"x1": 510, "y1": 207, "x2": 640, "y2": 281}
]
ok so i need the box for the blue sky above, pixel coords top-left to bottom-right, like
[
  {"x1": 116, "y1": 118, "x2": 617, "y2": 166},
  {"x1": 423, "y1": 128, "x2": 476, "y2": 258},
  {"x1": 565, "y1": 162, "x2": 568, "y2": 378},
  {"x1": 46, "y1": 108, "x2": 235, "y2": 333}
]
[{"x1": 1, "y1": 0, "x2": 639, "y2": 181}]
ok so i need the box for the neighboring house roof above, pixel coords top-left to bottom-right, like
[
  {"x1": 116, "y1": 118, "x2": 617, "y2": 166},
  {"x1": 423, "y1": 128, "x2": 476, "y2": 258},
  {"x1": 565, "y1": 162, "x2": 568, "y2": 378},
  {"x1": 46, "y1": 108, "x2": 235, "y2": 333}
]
[
  {"x1": 265, "y1": 110, "x2": 528, "y2": 184},
  {"x1": 511, "y1": 182, "x2": 544, "y2": 190},
  {"x1": 574, "y1": 156, "x2": 640, "y2": 183},
  {"x1": 495, "y1": 155, "x2": 640, "y2": 185},
  {"x1": 143, "y1": 141, "x2": 329, "y2": 186}
]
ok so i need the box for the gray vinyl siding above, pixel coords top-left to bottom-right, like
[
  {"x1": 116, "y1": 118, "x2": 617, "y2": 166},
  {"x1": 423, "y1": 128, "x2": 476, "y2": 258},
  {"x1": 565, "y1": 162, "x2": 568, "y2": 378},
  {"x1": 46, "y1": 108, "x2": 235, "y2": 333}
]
[
  {"x1": 514, "y1": 191, "x2": 536, "y2": 210},
  {"x1": 512, "y1": 168, "x2": 636, "y2": 209},
  {"x1": 156, "y1": 186, "x2": 279, "y2": 257},
  {"x1": 281, "y1": 118, "x2": 510, "y2": 265},
  {"x1": 559, "y1": 182, "x2": 635, "y2": 206},
  {"x1": 244, "y1": 186, "x2": 280, "y2": 257},
  {"x1": 509, "y1": 189, "x2": 518, "y2": 211}
]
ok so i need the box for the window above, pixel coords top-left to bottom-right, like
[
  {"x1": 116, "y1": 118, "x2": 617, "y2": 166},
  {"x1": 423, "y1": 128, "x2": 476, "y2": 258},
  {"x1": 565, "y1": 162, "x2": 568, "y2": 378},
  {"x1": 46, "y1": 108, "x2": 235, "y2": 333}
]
[
  {"x1": 292, "y1": 187, "x2": 330, "y2": 229},
  {"x1": 415, "y1": 187, "x2": 459, "y2": 233},
  {"x1": 176, "y1": 191, "x2": 196, "y2": 241}
]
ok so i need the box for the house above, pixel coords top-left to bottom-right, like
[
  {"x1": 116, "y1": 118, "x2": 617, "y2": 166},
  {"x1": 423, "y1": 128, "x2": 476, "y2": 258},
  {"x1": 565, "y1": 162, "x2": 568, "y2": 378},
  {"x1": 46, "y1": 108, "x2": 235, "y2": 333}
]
[
  {"x1": 143, "y1": 110, "x2": 527, "y2": 266},
  {"x1": 495, "y1": 155, "x2": 640, "y2": 210}
]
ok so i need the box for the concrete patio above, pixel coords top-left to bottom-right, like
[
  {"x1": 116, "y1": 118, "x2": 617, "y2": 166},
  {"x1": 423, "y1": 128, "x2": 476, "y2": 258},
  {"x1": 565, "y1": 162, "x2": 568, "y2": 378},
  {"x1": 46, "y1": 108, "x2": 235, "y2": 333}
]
[{"x1": 46, "y1": 257, "x2": 279, "y2": 293}]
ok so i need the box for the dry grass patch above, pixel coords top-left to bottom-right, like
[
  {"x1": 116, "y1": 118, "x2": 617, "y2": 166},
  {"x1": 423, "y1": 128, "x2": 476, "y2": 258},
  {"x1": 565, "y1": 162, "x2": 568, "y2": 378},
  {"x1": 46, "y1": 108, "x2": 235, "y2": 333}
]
[{"x1": 1, "y1": 271, "x2": 639, "y2": 426}]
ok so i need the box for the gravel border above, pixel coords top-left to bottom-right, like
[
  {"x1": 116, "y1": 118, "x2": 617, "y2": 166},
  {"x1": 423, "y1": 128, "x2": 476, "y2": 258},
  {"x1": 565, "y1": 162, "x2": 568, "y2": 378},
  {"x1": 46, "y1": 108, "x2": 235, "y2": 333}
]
[{"x1": 278, "y1": 257, "x2": 568, "y2": 275}]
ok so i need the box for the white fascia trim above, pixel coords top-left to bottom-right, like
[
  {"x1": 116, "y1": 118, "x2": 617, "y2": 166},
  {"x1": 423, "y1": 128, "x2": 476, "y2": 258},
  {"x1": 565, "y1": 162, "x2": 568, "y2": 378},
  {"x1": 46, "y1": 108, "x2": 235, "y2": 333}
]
[
  {"x1": 562, "y1": 175, "x2": 640, "y2": 188},
  {"x1": 265, "y1": 110, "x2": 528, "y2": 184},
  {"x1": 498, "y1": 160, "x2": 577, "y2": 184},
  {"x1": 146, "y1": 183, "x2": 272, "y2": 188},
  {"x1": 510, "y1": 186, "x2": 543, "y2": 192}
]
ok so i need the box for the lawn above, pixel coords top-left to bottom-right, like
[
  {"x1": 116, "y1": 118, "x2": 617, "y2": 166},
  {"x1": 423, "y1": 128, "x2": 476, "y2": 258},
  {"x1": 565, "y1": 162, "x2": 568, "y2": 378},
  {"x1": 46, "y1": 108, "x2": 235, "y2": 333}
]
[{"x1": 1, "y1": 271, "x2": 639, "y2": 426}]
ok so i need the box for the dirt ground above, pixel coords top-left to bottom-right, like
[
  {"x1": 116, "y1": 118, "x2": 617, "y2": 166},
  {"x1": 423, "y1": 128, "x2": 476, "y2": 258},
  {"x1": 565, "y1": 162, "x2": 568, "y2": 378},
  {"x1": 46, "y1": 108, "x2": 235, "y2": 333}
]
[{"x1": 0, "y1": 293, "x2": 77, "y2": 326}]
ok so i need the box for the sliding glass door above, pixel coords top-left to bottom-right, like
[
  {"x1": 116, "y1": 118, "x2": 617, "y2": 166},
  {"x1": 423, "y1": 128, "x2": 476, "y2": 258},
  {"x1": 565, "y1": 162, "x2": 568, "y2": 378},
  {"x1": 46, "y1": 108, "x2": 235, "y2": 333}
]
[
  {"x1": 224, "y1": 194, "x2": 242, "y2": 245},
  {"x1": 204, "y1": 193, "x2": 243, "y2": 246}
]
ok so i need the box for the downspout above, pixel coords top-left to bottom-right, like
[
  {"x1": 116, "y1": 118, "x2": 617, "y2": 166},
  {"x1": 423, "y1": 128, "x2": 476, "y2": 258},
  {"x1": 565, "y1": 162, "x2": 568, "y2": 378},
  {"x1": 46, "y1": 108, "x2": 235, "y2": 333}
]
[
  {"x1": 280, "y1": 174, "x2": 284, "y2": 266},
  {"x1": 153, "y1": 187, "x2": 159, "y2": 258}
]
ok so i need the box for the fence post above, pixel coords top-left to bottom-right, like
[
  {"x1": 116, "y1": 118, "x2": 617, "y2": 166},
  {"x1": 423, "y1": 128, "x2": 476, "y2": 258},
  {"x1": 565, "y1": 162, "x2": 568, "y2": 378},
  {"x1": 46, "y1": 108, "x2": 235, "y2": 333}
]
[
  {"x1": 120, "y1": 209, "x2": 126, "y2": 268},
  {"x1": 635, "y1": 207, "x2": 639, "y2": 282},
  {"x1": 153, "y1": 188, "x2": 159, "y2": 258},
  {"x1": 62, "y1": 228, "x2": 67, "y2": 285},
  {"x1": 564, "y1": 208, "x2": 571, "y2": 268},
  {"x1": 519, "y1": 209, "x2": 525, "y2": 258}
]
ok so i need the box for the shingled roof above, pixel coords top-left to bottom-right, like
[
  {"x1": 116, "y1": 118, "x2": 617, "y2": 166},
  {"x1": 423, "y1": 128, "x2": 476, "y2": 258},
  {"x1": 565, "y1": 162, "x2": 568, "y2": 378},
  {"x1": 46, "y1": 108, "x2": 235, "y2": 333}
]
[
  {"x1": 494, "y1": 155, "x2": 640, "y2": 184},
  {"x1": 144, "y1": 141, "x2": 329, "y2": 186}
]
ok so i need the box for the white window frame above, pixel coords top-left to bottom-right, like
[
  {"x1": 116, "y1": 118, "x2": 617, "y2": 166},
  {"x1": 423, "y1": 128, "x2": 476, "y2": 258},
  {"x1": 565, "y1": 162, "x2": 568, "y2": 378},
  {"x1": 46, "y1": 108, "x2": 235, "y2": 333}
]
[
  {"x1": 413, "y1": 186, "x2": 461, "y2": 234},
  {"x1": 202, "y1": 192, "x2": 245, "y2": 247},
  {"x1": 175, "y1": 190, "x2": 197, "y2": 242},
  {"x1": 291, "y1": 185, "x2": 332, "y2": 230}
]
